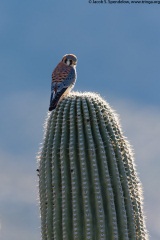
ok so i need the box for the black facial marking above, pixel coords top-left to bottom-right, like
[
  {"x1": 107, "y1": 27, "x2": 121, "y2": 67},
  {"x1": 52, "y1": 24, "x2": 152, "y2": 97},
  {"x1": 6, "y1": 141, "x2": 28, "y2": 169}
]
[{"x1": 70, "y1": 60, "x2": 72, "y2": 65}]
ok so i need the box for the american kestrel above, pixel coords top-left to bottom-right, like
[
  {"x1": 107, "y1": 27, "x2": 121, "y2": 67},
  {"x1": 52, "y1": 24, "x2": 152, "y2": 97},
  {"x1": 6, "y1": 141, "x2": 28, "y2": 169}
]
[{"x1": 49, "y1": 54, "x2": 77, "y2": 111}]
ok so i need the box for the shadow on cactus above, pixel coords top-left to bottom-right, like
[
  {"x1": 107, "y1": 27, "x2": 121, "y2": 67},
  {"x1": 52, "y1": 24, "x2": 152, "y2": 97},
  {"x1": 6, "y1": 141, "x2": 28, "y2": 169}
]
[{"x1": 37, "y1": 92, "x2": 148, "y2": 240}]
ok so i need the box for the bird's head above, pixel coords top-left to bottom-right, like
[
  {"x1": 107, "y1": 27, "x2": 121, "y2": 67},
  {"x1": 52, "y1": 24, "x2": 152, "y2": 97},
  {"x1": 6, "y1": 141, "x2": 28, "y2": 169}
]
[{"x1": 62, "y1": 54, "x2": 77, "y2": 67}]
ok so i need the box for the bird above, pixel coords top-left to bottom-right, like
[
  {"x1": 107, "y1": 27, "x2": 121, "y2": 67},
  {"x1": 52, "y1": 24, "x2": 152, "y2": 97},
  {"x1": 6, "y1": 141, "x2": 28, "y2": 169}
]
[{"x1": 49, "y1": 54, "x2": 77, "y2": 111}]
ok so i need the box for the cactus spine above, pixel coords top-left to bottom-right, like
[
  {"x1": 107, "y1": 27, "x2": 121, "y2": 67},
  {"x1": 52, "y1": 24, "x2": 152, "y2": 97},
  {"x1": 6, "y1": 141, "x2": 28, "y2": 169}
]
[{"x1": 38, "y1": 92, "x2": 148, "y2": 240}]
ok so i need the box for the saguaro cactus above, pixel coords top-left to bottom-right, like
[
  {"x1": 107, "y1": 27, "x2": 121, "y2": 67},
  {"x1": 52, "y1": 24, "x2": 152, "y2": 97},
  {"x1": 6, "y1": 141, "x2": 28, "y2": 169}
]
[{"x1": 38, "y1": 92, "x2": 148, "y2": 240}]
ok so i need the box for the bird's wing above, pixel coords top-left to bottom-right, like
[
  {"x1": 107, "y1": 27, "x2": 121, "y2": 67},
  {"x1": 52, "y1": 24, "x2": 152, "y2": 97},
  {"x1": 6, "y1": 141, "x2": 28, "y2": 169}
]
[{"x1": 49, "y1": 68, "x2": 76, "y2": 111}]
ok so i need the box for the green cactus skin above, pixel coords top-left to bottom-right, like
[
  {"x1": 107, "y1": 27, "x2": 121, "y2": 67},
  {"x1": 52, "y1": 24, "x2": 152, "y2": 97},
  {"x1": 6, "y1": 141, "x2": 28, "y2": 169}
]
[{"x1": 38, "y1": 92, "x2": 148, "y2": 240}]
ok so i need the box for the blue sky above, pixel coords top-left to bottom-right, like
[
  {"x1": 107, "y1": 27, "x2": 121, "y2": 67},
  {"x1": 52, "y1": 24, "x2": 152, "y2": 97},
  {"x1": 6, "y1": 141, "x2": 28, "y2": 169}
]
[{"x1": 0, "y1": 1, "x2": 160, "y2": 239}]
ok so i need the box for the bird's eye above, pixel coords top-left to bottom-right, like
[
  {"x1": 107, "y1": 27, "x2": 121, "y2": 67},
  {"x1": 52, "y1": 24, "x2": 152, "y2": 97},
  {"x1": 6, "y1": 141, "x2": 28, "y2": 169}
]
[
  {"x1": 65, "y1": 59, "x2": 67, "y2": 64},
  {"x1": 70, "y1": 60, "x2": 72, "y2": 65}
]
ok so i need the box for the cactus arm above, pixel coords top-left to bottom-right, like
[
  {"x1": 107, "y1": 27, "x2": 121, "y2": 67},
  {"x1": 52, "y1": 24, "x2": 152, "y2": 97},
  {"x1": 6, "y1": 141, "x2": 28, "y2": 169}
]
[{"x1": 38, "y1": 92, "x2": 148, "y2": 240}]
